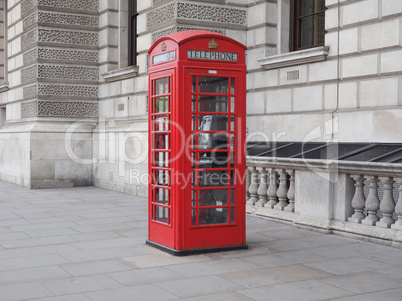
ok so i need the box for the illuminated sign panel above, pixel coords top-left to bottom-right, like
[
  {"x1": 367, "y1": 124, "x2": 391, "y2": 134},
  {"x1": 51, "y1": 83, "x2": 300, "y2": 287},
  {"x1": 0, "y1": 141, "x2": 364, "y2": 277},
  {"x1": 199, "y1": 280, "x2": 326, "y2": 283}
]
[
  {"x1": 153, "y1": 51, "x2": 175, "y2": 64},
  {"x1": 187, "y1": 50, "x2": 238, "y2": 62}
]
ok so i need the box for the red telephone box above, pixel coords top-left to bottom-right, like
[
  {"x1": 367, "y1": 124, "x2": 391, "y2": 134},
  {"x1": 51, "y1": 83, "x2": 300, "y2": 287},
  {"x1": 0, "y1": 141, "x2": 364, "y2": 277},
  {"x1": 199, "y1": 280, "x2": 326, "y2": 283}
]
[{"x1": 147, "y1": 30, "x2": 247, "y2": 255}]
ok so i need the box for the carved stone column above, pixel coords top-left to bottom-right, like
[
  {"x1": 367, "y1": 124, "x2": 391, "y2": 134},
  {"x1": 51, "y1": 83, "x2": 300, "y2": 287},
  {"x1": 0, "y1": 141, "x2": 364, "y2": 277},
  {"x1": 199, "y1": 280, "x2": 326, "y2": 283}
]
[
  {"x1": 377, "y1": 177, "x2": 396, "y2": 228},
  {"x1": 247, "y1": 166, "x2": 259, "y2": 206},
  {"x1": 391, "y1": 178, "x2": 402, "y2": 230},
  {"x1": 274, "y1": 169, "x2": 289, "y2": 210},
  {"x1": 257, "y1": 167, "x2": 268, "y2": 207},
  {"x1": 266, "y1": 168, "x2": 278, "y2": 209},
  {"x1": 362, "y1": 175, "x2": 380, "y2": 226},
  {"x1": 245, "y1": 167, "x2": 251, "y2": 202},
  {"x1": 348, "y1": 175, "x2": 366, "y2": 223},
  {"x1": 284, "y1": 170, "x2": 295, "y2": 212},
  {"x1": 21, "y1": 0, "x2": 99, "y2": 119}
]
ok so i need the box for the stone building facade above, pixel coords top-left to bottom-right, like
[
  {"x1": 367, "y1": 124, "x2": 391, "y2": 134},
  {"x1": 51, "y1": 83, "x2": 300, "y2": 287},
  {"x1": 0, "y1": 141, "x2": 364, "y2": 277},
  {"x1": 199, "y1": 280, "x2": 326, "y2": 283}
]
[{"x1": 0, "y1": 0, "x2": 401, "y2": 197}]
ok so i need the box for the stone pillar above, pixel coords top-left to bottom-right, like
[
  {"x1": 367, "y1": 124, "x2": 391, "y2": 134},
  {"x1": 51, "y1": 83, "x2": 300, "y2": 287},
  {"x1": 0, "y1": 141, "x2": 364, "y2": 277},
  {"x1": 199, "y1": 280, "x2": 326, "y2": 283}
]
[
  {"x1": 274, "y1": 169, "x2": 289, "y2": 210},
  {"x1": 266, "y1": 168, "x2": 278, "y2": 208},
  {"x1": 391, "y1": 178, "x2": 402, "y2": 230},
  {"x1": 247, "y1": 166, "x2": 259, "y2": 206},
  {"x1": 362, "y1": 176, "x2": 380, "y2": 226},
  {"x1": 1, "y1": 0, "x2": 100, "y2": 188},
  {"x1": 256, "y1": 167, "x2": 268, "y2": 207},
  {"x1": 284, "y1": 169, "x2": 295, "y2": 212},
  {"x1": 348, "y1": 175, "x2": 366, "y2": 223},
  {"x1": 377, "y1": 177, "x2": 396, "y2": 228}
]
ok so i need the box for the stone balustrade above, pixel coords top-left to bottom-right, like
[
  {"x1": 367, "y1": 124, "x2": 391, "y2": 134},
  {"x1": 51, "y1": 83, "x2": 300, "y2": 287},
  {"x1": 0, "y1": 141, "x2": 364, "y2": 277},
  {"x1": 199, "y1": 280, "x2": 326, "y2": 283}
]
[{"x1": 246, "y1": 156, "x2": 402, "y2": 248}]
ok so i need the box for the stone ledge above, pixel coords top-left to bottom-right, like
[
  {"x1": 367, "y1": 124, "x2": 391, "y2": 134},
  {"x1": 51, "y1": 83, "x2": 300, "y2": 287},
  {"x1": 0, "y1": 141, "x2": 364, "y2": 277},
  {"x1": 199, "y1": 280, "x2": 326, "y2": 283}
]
[
  {"x1": 258, "y1": 46, "x2": 330, "y2": 70},
  {"x1": 0, "y1": 82, "x2": 9, "y2": 92},
  {"x1": 247, "y1": 209, "x2": 402, "y2": 248},
  {"x1": 247, "y1": 156, "x2": 402, "y2": 176},
  {"x1": 102, "y1": 66, "x2": 139, "y2": 83}
]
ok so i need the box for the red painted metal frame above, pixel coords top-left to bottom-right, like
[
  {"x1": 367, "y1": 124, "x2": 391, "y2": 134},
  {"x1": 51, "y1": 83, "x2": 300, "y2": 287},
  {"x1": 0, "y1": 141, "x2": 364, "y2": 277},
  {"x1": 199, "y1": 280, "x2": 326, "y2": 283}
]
[{"x1": 147, "y1": 30, "x2": 247, "y2": 254}]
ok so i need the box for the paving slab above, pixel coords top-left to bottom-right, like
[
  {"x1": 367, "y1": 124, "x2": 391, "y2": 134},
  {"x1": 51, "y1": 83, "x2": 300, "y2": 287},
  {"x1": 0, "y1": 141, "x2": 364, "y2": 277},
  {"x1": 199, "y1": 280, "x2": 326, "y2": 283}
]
[
  {"x1": 0, "y1": 180, "x2": 401, "y2": 301},
  {"x1": 318, "y1": 271, "x2": 402, "y2": 294},
  {"x1": 237, "y1": 279, "x2": 353, "y2": 301}
]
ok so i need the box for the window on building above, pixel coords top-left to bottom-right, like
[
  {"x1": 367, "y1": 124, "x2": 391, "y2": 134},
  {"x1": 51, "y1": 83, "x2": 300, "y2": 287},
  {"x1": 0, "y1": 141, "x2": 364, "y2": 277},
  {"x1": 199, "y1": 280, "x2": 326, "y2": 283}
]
[
  {"x1": 0, "y1": 1, "x2": 6, "y2": 82},
  {"x1": 128, "y1": 0, "x2": 138, "y2": 66},
  {"x1": 292, "y1": 0, "x2": 326, "y2": 51},
  {"x1": 0, "y1": 107, "x2": 6, "y2": 128}
]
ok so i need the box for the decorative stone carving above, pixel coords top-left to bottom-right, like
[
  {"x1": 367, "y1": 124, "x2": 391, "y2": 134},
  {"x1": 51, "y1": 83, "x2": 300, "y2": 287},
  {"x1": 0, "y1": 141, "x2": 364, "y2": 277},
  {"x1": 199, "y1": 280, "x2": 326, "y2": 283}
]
[
  {"x1": 21, "y1": 100, "x2": 98, "y2": 118},
  {"x1": 147, "y1": 2, "x2": 246, "y2": 30},
  {"x1": 266, "y1": 168, "x2": 278, "y2": 208},
  {"x1": 37, "y1": 29, "x2": 98, "y2": 46},
  {"x1": 274, "y1": 169, "x2": 289, "y2": 210},
  {"x1": 247, "y1": 166, "x2": 259, "y2": 206},
  {"x1": 22, "y1": 65, "x2": 98, "y2": 83},
  {"x1": 362, "y1": 175, "x2": 380, "y2": 226},
  {"x1": 256, "y1": 167, "x2": 268, "y2": 207},
  {"x1": 24, "y1": 48, "x2": 99, "y2": 66},
  {"x1": 21, "y1": 101, "x2": 38, "y2": 118},
  {"x1": 21, "y1": 29, "x2": 37, "y2": 50},
  {"x1": 348, "y1": 175, "x2": 366, "y2": 223},
  {"x1": 152, "y1": 26, "x2": 224, "y2": 42},
  {"x1": 37, "y1": 101, "x2": 98, "y2": 117},
  {"x1": 38, "y1": 48, "x2": 98, "y2": 62},
  {"x1": 152, "y1": 27, "x2": 176, "y2": 42},
  {"x1": 23, "y1": 85, "x2": 37, "y2": 99},
  {"x1": 23, "y1": 12, "x2": 37, "y2": 30},
  {"x1": 38, "y1": 12, "x2": 98, "y2": 27},
  {"x1": 22, "y1": 0, "x2": 97, "y2": 16},
  {"x1": 39, "y1": 65, "x2": 98, "y2": 81},
  {"x1": 284, "y1": 170, "x2": 295, "y2": 212},
  {"x1": 147, "y1": 3, "x2": 175, "y2": 30},
  {"x1": 21, "y1": 0, "x2": 36, "y2": 17},
  {"x1": 176, "y1": 2, "x2": 246, "y2": 26},
  {"x1": 38, "y1": 0, "x2": 97, "y2": 11},
  {"x1": 21, "y1": 66, "x2": 37, "y2": 84},
  {"x1": 23, "y1": 48, "x2": 38, "y2": 65},
  {"x1": 391, "y1": 178, "x2": 402, "y2": 230},
  {"x1": 24, "y1": 11, "x2": 98, "y2": 30},
  {"x1": 177, "y1": 26, "x2": 224, "y2": 34},
  {"x1": 377, "y1": 177, "x2": 396, "y2": 228},
  {"x1": 37, "y1": 84, "x2": 98, "y2": 98}
]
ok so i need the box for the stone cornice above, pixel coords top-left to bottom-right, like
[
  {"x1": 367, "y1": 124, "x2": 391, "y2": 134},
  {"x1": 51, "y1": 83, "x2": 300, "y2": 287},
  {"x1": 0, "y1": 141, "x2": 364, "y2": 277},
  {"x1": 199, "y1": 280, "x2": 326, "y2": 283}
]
[
  {"x1": 102, "y1": 66, "x2": 139, "y2": 83},
  {"x1": 0, "y1": 82, "x2": 9, "y2": 93},
  {"x1": 246, "y1": 156, "x2": 402, "y2": 176},
  {"x1": 258, "y1": 46, "x2": 330, "y2": 70}
]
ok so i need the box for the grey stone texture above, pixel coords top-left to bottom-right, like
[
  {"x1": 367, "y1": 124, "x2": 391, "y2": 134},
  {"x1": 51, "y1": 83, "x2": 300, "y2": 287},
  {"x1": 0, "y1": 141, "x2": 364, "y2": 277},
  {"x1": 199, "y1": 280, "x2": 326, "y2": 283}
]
[{"x1": 0, "y1": 180, "x2": 401, "y2": 301}]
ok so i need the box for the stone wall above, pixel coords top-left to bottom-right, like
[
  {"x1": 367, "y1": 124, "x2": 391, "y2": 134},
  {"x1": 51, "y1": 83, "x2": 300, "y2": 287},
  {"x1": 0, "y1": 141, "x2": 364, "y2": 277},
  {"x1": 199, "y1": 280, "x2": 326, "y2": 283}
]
[
  {"x1": 246, "y1": 0, "x2": 402, "y2": 144},
  {"x1": 0, "y1": 0, "x2": 99, "y2": 188},
  {"x1": 1, "y1": 0, "x2": 401, "y2": 192},
  {"x1": 94, "y1": 0, "x2": 247, "y2": 196}
]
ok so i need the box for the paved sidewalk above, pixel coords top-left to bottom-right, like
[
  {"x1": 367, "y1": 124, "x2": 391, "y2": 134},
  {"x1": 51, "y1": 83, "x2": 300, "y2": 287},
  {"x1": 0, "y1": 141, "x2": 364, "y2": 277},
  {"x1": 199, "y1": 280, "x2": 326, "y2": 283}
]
[{"x1": 0, "y1": 180, "x2": 401, "y2": 301}]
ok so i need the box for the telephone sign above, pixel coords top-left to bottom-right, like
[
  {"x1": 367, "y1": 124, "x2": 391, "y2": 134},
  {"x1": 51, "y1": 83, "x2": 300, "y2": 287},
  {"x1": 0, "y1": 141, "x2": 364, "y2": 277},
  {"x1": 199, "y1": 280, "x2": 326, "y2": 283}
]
[{"x1": 147, "y1": 30, "x2": 247, "y2": 255}]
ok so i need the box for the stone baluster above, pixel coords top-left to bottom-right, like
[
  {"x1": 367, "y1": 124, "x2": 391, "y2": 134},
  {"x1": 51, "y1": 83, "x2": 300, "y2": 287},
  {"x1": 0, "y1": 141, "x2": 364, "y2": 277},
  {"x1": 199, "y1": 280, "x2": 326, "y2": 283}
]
[
  {"x1": 274, "y1": 169, "x2": 289, "y2": 210},
  {"x1": 266, "y1": 168, "x2": 278, "y2": 209},
  {"x1": 362, "y1": 175, "x2": 380, "y2": 226},
  {"x1": 247, "y1": 166, "x2": 259, "y2": 206},
  {"x1": 284, "y1": 170, "x2": 295, "y2": 212},
  {"x1": 348, "y1": 175, "x2": 366, "y2": 223},
  {"x1": 246, "y1": 167, "x2": 250, "y2": 201},
  {"x1": 257, "y1": 167, "x2": 268, "y2": 207},
  {"x1": 391, "y1": 178, "x2": 402, "y2": 230},
  {"x1": 377, "y1": 177, "x2": 396, "y2": 228}
]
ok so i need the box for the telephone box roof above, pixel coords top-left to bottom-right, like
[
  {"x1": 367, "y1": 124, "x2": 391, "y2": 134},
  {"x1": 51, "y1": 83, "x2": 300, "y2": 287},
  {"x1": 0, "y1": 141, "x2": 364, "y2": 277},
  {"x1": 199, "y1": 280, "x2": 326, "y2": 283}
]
[{"x1": 148, "y1": 30, "x2": 246, "y2": 54}]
